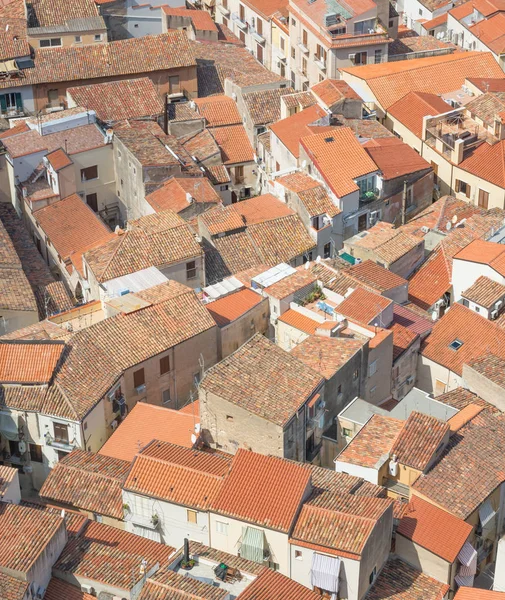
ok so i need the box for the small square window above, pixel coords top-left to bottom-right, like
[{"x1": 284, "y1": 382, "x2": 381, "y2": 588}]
[
  {"x1": 295, "y1": 550, "x2": 303, "y2": 560},
  {"x1": 369, "y1": 566, "x2": 377, "y2": 584},
  {"x1": 342, "y1": 428, "x2": 352, "y2": 437},
  {"x1": 94, "y1": 514, "x2": 103, "y2": 523},
  {"x1": 94, "y1": 34, "x2": 103, "y2": 41},
  {"x1": 160, "y1": 355, "x2": 170, "y2": 375},
  {"x1": 162, "y1": 389, "x2": 171, "y2": 405},
  {"x1": 475, "y1": 306, "x2": 480, "y2": 313},
  {"x1": 187, "y1": 509, "x2": 197, "y2": 524},
  {"x1": 216, "y1": 520, "x2": 228, "y2": 535},
  {"x1": 186, "y1": 260, "x2": 197, "y2": 280},
  {"x1": 75, "y1": 35, "x2": 82, "y2": 43},
  {"x1": 449, "y1": 339, "x2": 463, "y2": 350}
]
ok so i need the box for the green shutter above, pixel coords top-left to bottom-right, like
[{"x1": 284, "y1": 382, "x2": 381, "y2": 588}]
[
  {"x1": 0, "y1": 95, "x2": 6, "y2": 112},
  {"x1": 15, "y1": 93, "x2": 22, "y2": 110}
]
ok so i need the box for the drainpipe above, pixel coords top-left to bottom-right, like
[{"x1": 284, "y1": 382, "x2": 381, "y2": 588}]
[{"x1": 402, "y1": 179, "x2": 408, "y2": 225}]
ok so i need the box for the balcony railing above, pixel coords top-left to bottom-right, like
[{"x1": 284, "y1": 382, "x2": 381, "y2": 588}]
[
  {"x1": 306, "y1": 442, "x2": 322, "y2": 463},
  {"x1": 359, "y1": 188, "x2": 380, "y2": 202},
  {"x1": 314, "y1": 55, "x2": 326, "y2": 70}
]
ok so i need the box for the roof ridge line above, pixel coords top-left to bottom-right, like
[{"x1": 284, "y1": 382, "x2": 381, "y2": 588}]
[{"x1": 133, "y1": 452, "x2": 226, "y2": 480}]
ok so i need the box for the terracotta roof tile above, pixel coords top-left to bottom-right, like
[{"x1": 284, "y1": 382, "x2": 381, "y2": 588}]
[
  {"x1": 0, "y1": 32, "x2": 196, "y2": 90},
  {"x1": 243, "y1": 87, "x2": 297, "y2": 126},
  {"x1": 458, "y1": 140, "x2": 505, "y2": 188},
  {"x1": 365, "y1": 557, "x2": 449, "y2": 600},
  {"x1": 194, "y1": 95, "x2": 241, "y2": 127},
  {"x1": 413, "y1": 409, "x2": 505, "y2": 519},
  {"x1": 390, "y1": 322, "x2": 419, "y2": 362},
  {"x1": 0, "y1": 503, "x2": 65, "y2": 573},
  {"x1": 435, "y1": 386, "x2": 497, "y2": 411},
  {"x1": 139, "y1": 570, "x2": 228, "y2": 600},
  {"x1": 276, "y1": 171, "x2": 321, "y2": 193},
  {"x1": 44, "y1": 578, "x2": 95, "y2": 600},
  {"x1": 0, "y1": 382, "x2": 77, "y2": 420},
  {"x1": 455, "y1": 589, "x2": 505, "y2": 599},
  {"x1": 264, "y1": 268, "x2": 316, "y2": 299},
  {"x1": 54, "y1": 521, "x2": 174, "y2": 590},
  {"x1": 462, "y1": 275, "x2": 505, "y2": 308},
  {"x1": 238, "y1": 568, "x2": 322, "y2": 600},
  {"x1": 204, "y1": 233, "x2": 262, "y2": 283},
  {"x1": 0, "y1": 572, "x2": 29, "y2": 600},
  {"x1": 205, "y1": 164, "x2": 230, "y2": 184},
  {"x1": 301, "y1": 127, "x2": 378, "y2": 198},
  {"x1": 337, "y1": 287, "x2": 392, "y2": 325},
  {"x1": 146, "y1": 177, "x2": 221, "y2": 214},
  {"x1": 100, "y1": 403, "x2": 199, "y2": 462},
  {"x1": 68, "y1": 78, "x2": 164, "y2": 123},
  {"x1": 0, "y1": 340, "x2": 64, "y2": 383},
  {"x1": 39, "y1": 449, "x2": 130, "y2": 519},
  {"x1": 337, "y1": 414, "x2": 403, "y2": 468},
  {"x1": 311, "y1": 78, "x2": 361, "y2": 106},
  {"x1": 364, "y1": 136, "x2": 431, "y2": 179},
  {"x1": 391, "y1": 411, "x2": 449, "y2": 471},
  {"x1": 162, "y1": 6, "x2": 218, "y2": 31},
  {"x1": 212, "y1": 450, "x2": 311, "y2": 532},
  {"x1": 124, "y1": 440, "x2": 231, "y2": 510},
  {"x1": 466, "y1": 353, "x2": 505, "y2": 390},
  {"x1": 19, "y1": 503, "x2": 86, "y2": 538},
  {"x1": 341, "y1": 51, "x2": 504, "y2": 110},
  {"x1": 206, "y1": 287, "x2": 263, "y2": 327},
  {"x1": 277, "y1": 308, "x2": 320, "y2": 335},
  {"x1": 347, "y1": 260, "x2": 407, "y2": 292},
  {"x1": 421, "y1": 303, "x2": 505, "y2": 375},
  {"x1": 45, "y1": 147, "x2": 72, "y2": 171},
  {"x1": 447, "y1": 402, "x2": 484, "y2": 432},
  {"x1": 210, "y1": 124, "x2": 255, "y2": 164},
  {"x1": 291, "y1": 335, "x2": 365, "y2": 379},
  {"x1": 201, "y1": 333, "x2": 323, "y2": 426},
  {"x1": 269, "y1": 104, "x2": 328, "y2": 158},
  {"x1": 297, "y1": 185, "x2": 341, "y2": 218}
]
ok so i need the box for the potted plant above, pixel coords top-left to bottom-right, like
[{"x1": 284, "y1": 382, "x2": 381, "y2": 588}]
[
  {"x1": 181, "y1": 559, "x2": 196, "y2": 570},
  {"x1": 151, "y1": 513, "x2": 159, "y2": 527},
  {"x1": 123, "y1": 503, "x2": 131, "y2": 514}
]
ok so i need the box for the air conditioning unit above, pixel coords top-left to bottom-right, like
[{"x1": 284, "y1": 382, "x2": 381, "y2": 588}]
[
  {"x1": 81, "y1": 585, "x2": 95, "y2": 594},
  {"x1": 421, "y1": 226, "x2": 430, "y2": 234},
  {"x1": 349, "y1": 53, "x2": 356, "y2": 63},
  {"x1": 491, "y1": 309, "x2": 498, "y2": 319},
  {"x1": 136, "y1": 383, "x2": 146, "y2": 394},
  {"x1": 495, "y1": 300, "x2": 503, "y2": 309},
  {"x1": 406, "y1": 375, "x2": 415, "y2": 385}
]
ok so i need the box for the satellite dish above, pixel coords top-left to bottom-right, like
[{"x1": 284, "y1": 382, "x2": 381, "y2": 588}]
[
  {"x1": 304, "y1": 260, "x2": 310, "y2": 269},
  {"x1": 446, "y1": 221, "x2": 452, "y2": 231},
  {"x1": 452, "y1": 215, "x2": 458, "y2": 224},
  {"x1": 431, "y1": 311, "x2": 438, "y2": 321},
  {"x1": 301, "y1": 160, "x2": 307, "y2": 168},
  {"x1": 316, "y1": 256, "x2": 321, "y2": 263},
  {"x1": 191, "y1": 433, "x2": 197, "y2": 445},
  {"x1": 195, "y1": 423, "x2": 201, "y2": 433}
]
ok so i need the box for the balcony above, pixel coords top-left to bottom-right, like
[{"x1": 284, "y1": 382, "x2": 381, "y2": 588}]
[
  {"x1": 232, "y1": 13, "x2": 247, "y2": 30},
  {"x1": 252, "y1": 30, "x2": 265, "y2": 44},
  {"x1": 314, "y1": 55, "x2": 326, "y2": 71},
  {"x1": 359, "y1": 188, "x2": 379, "y2": 202},
  {"x1": 0, "y1": 107, "x2": 24, "y2": 119},
  {"x1": 298, "y1": 42, "x2": 309, "y2": 54},
  {"x1": 217, "y1": 3, "x2": 230, "y2": 15},
  {"x1": 306, "y1": 441, "x2": 322, "y2": 463}
]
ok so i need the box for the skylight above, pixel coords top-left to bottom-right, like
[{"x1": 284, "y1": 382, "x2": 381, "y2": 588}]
[{"x1": 449, "y1": 339, "x2": 464, "y2": 350}]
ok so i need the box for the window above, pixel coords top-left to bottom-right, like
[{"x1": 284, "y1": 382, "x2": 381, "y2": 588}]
[
  {"x1": 216, "y1": 521, "x2": 228, "y2": 535},
  {"x1": 256, "y1": 17, "x2": 262, "y2": 35},
  {"x1": 239, "y1": 3, "x2": 245, "y2": 20},
  {"x1": 280, "y1": 62, "x2": 286, "y2": 77},
  {"x1": 431, "y1": 161, "x2": 439, "y2": 185},
  {"x1": 40, "y1": 38, "x2": 61, "y2": 47},
  {"x1": 449, "y1": 339, "x2": 463, "y2": 350},
  {"x1": 389, "y1": 19, "x2": 393, "y2": 27},
  {"x1": 223, "y1": 0, "x2": 228, "y2": 8},
  {"x1": 406, "y1": 187, "x2": 414, "y2": 208},
  {"x1": 94, "y1": 514, "x2": 103, "y2": 523},
  {"x1": 291, "y1": 47, "x2": 296, "y2": 59},
  {"x1": 478, "y1": 189, "x2": 489, "y2": 209},
  {"x1": 280, "y1": 36, "x2": 285, "y2": 51},
  {"x1": 133, "y1": 368, "x2": 145, "y2": 389},
  {"x1": 302, "y1": 29, "x2": 308, "y2": 46},
  {"x1": 370, "y1": 386, "x2": 376, "y2": 400},
  {"x1": 342, "y1": 427, "x2": 352, "y2": 437},
  {"x1": 94, "y1": 34, "x2": 103, "y2": 41},
  {"x1": 0, "y1": 92, "x2": 22, "y2": 114},
  {"x1": 462, "y1": 298, "x2": 469, "y2": 307},
  {"x1": 295, "y1": 550, "x2": 303, "y2": 560},
  {"x1": 358, "y1": 175, "x2": 376, "y2": 198},
  {"x1": 235, "y1": 165, "x2": 244, "y2": 184},
  {"x1": 257, "y1": 43, "x2": 263, "y2": 64},
  {"x1": 186, "y1": 260, "x2": 197, "y2": 280},
  {"x1": 324, "y1": 242, "x2": 331, "y2": 258},
  {"x1": 30, "y1": 444, "x2": 43, "y2": 463},
  {"x1": 318, "y1": 73, "x2": 324, "y2": 82},
  {"x1": 169, "y1": 75, "x2": 180, "y2": 94},
  {"x1": 337, "y1": 384, "x2": 342, "y2": 395},
  {"x1": 81, "y1": 165, "x2": 98, "y2": 181},
  {"x1": 435, "y1": 379, "x2": 447, "y2": 396},
  {"x1": 369, "y1": 567, "x2": 377, "y2": 584},
  {"x1": 75, "y1": 35, "x2": 82, "y2": 43},
  {"x1": 160, "y1": 355, "x2": 170, "y2": 375},
  {"x1": 475, "y1": 306, "x2": 480, "y2": 313},
  {"x1": 353, "y1": 369, "x2": 359, "y2": 380},
  {"x1": 53, "y1": 422, "x2": 69, "y2": 444},
  {"x1": 162, "y1": 389, "x2": 171, "y2": 404},
  {"x1": 187, "y1": 509, "x2": 197, "y2": 524},
  {"x1": 419, "y1": 8, "x2": 422, "y2": 14},
  {"x1": 47, "y1": 89, "x2": 59, "y2": 105},
  {"x1": 455, "y1": 179, "x2": 470, "y2": 198},
  {"x1": 56, "y1": 450, "x2": 68, "y2": 462},
  {"x1": 86, "y1": 193, "x2": 98, "y2": 212},
  {"x1": 374, "y1": 49, "x2": 382, "y2": 64},
  {"x1": 351, "y1": 51, "x2": 367, "y2": 65},
  {"x1": 301, "y1": 57, "x2": 307, "y2": 76},
  {"x1": 291, "y1": 18, "x2": 296, "y2": 26}
]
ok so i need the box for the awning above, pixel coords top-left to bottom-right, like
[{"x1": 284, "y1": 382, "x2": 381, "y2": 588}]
[
  {"x1": 310, "y1": 553, "x2": 340, "y2": 594},
  {"x1": 132, "y1": 524, "x2": 161, "y2": 543},
  {"x1": 0, "y1": 60, "x2": 18, "y2": 74},
  {"x1": 0, "y1": 412, "x2": 19, "y2": 441},
  {"x1": 240, "y1": 527, "x2": 265, "y2": 564},
  {"x1": 458, "y1": 542, "x2": 477, "y2": 567},
  {"x1": 479, "y1": 499, "x2": 496, "y2": 528},
  {"x1": 455, "y1": 573, "x2": 474, "y2": 588}
]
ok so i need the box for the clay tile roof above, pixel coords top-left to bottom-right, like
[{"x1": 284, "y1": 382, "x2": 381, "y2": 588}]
[
  {"x1": 0, "y1": 340, "x2": 64, "y2": 383},
  {"x1": 365, "y1": 557, "x2": 449, "y2": 600},
  {"x1": 421, "y1": 303, "x2": 505, "y2": 375},
  {"x1": 44, "y1": 578, "x2": 95, "y2": 600},
  {"x1": 458, "y1": 140, "x2": 505, "y2": 188},
  {"x1": 337, "y1": 287, "x2": 392, "y2": 325},
  {"x1": 291, "y1": 335, "x2": 365, "y2": 379},
  {"x1": 391, "y1": 412, "x2": 449, "y2": 471},
  {"x1": 392, "y1": 304, "x2": 433, "y2": 338},
  {"x1": 277, "y1": 308, "x2": 320, "y2": 335},
  {"x1": 264, "y1": 269, "x2": 316, "y2": 300},
  {"x1": 269, "y1": 104, "x2": 328, "y2": 158},
  {"x1": 0, "y1": 465, "x2": 16, "y2": 495},
  {"x1": 0, "y1": 32, "x2": 196, "y2": 90},
  {"x1": 337, "y1": 414, "x2": 403, "y2": 468},
  {"x1": 54, "y1": 521, "x2": 175, "y2": 590},
  {"x1": 455, "y1": 589, "x2": 505, "y2": 599},
  {"x1": 233, "y1": 0, "x2": 289, "y2": 19},
  {"x1": 162, "y1": 6, "x2": 218, "y2": 31},
  {"x1": 462, "y1": 275, "x2": 505, "y2": 308},
  {"x1": 147, "y1": 177, "x2": 221, "y2": 214},
  {"x1": 290, "y1": 503, "x2": 376, "y2": 557},
  {"x1": 351, "y1": 222, "x2": 422, "y2": 265},
  {"x1": 201, "y1": 333, "x2": 323, "y2": 426},
  {"x1": 435, "y1": 386, "x2": 497, "y2": 412},
  {"x1": 210, "y1": 124, "x2": 255, "y2": 164},
  {"x1": 34, "y1": 194, "x2": 112, "y2": 274},
  {"x1": 99, "y1": 403, "x2": 199, "y2": 462},
  {"x1": 84, "y1": 211, "x2": 202, "y2": 282},
  {"x1": 194, "y1": 95, "x2": 241, "y2": 127},
  {"x1": 67, "y1": 78, "x2": 164, "y2": 123},
  {"x1": 204, "y1": 232, "x2": 263, "y2": 283},
  {"x1": 205, "y1": 164, "x2": 230, "y2": 184},
  {"x1": 301, "y1": 128, "x2": 378, "y2": 198},
  {"x1": 0, "y1": 572, "x2": 29, "y2": 600},
  {"x1": 139, "y1": 570, "x2": 228, "y2": 600},
  {"x1": 0, "y1": 503, "x2": 65, "y2": 573},
  {"x1": 238, "y1": 568, "x2": 322, "y2": 600},
  {"x1": 123, "y1": 440, "x2": 231, "y2": 510},
  {"x1": 45, "y1": 147, "x2": 72, "y2": 171},
  {"x1": 422, "y1": 12, "x2": 448, "y2": 29},
  {"x1": 297, "y1": 185, "x2": 341, "y2": 218},
  {"x1": 212, "y1": 450, "x2": 311, "y2": 532},
  {"x1": 447, "y1": 402, "x2": 484, "y2": 432},
  {"x1": 206, "y1": 287, "x2": 263, "y2": 327},
  {"x1": 364, "y1": 136, "x2": 431, "y2": 179},
  {"x1": 454, "y1": 238, "x2": 505, "y2": 271},
  {"x1": 341, "y1": 52, "x2": 505, "y2": 109},
  {"x1": 469, "y1": 12, "x2": 505, "y2": 54},
  {"x1": 275, "y1": 171, "x2": 321, "y2": 193},
  {"x1": 466, "y1": 353, "x2": 505, "y2": 390},
  {"x1": 39, "y1": 449, "x2": 130, "y2": 519},
  {"x1": 390, "y1": 322, "x2": 419, "y2": 361},
  {"x1": 413, "y1": 409, "x2": 505, "y2": 519},
  {"x1": 311, "y1": 78, "x2": 362, "y2": 106},
  {"x1": 242, "y1": 87, "x2": 297, "y2": 126},
  {"x1": 388, "y1": 91, "x2": 452, "y2": 137},
  {"x1": 347, "y1": 260, "x2": 407, "y2": 292}
]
